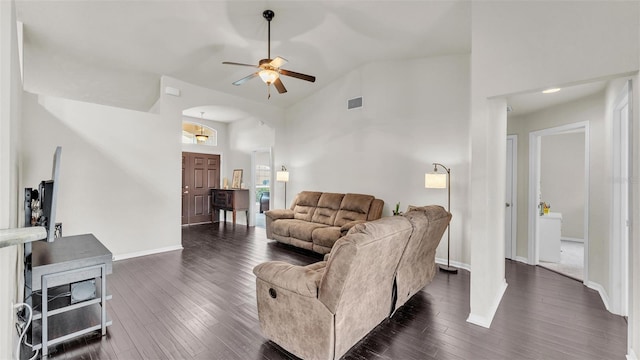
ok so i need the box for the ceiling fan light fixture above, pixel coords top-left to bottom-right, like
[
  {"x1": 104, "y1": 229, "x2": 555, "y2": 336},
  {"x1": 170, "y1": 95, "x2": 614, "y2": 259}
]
[{"x1": 259, "y1": 69, "x2": 279, "y2": 84}]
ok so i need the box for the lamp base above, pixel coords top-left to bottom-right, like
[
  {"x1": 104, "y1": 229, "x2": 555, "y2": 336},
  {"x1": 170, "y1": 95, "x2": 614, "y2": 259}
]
[{"x1": 439, "y1": 264, "x2": 458, "y2": 274}]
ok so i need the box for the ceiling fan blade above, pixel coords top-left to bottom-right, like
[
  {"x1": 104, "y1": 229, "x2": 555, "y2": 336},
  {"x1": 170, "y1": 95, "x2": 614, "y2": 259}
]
[
  {"x1": 280, "y1": 69, "x2": 316, "y2": 83},
  {"x1": 273, "y1": 78, "x2": 287, "y2": 94},
  {"x1": 232, "y1": 73, "x2": 259, "y2": 86},
  {"x1": 269, "y1": 56, "x2": 288, "y2": 69},
  {"x1": 223, "y1": 61, "x2": 259, "y2": 68}
]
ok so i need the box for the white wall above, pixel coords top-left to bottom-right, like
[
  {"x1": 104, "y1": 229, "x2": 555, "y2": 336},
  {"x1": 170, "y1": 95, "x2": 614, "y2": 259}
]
[
  {"x1": 21, "y1": 92, "x2": 182, "y2": 257},
  {"x1": 540, "y1": 132, "x2": 585, "y2": 240},
  {"x1": 473, "y1": 2, "x2": 638, "y2": 99},
  {"x1": 604, "y1": 76, "x2": 640, "y2": 355},
  {"x1": 228, "y1": 118, "x2": 275, "y2": 183},
  {"x1": 227, "y1": 118, "x2": 275, "y2": 225},
  {"x1": 0, "y1": 0, "x2": 23, "y2": 358},
  {"x1": 282, "y1": 53, "x2": 471, "y2": 267},
  {"x1": 470, "y1": 0, "x2": 639, "y2": 331},
  {"x1": 18, "y1": 75, "x2": 281, "y2": 257},
  {"x1": 506, "y1": 93, "x2": 607, "y2": 289}
]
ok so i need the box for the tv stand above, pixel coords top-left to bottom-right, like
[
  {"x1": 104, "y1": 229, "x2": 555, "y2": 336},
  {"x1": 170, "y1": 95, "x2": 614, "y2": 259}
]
[{"x1": 27, "y1": 234, "x2": 112, "y2": 356}]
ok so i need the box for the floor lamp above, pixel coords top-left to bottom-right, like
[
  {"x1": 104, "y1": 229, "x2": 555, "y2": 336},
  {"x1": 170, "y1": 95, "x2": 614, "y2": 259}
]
[
  {"x1": 276, "y1": 166, "x2": 289, "y2": 208},
  {"x1": 425, "y1": 163, "x2": 457, "y2": 274}
]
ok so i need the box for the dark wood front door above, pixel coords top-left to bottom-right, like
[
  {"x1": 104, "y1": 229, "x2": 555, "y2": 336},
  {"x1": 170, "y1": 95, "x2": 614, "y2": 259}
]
[{"x1": 182, "y1": 152, "x2": 220, "y2": 225}]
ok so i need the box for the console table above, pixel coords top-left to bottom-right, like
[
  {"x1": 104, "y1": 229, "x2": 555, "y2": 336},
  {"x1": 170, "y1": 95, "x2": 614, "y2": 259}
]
[
  {"x1": 28, "y1": 234, "x2": 112, "y2": 356},
  {"x1": 211, "y1": 189, "x2": 249, "y2": 226}
]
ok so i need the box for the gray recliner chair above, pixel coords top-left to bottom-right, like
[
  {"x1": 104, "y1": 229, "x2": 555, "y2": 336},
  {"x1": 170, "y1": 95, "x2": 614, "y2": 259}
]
[
  {"x1": 394, "y1": 205, "x2": 452, "y2": 311},
  {"x1": 253, "y1": 216, "x2": 413, "y2": 360}
]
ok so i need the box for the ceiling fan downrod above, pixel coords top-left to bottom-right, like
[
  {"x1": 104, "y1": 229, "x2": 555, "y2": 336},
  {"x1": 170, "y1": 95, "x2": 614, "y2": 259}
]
[{"x1": 263, "y1": 10, "x2": 274, "y2": 60}]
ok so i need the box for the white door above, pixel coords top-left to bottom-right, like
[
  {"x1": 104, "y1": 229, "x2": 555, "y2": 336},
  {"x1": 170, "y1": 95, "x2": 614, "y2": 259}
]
[{"x1": 505, "y1": 135, "x2": 517, "y2": 259}]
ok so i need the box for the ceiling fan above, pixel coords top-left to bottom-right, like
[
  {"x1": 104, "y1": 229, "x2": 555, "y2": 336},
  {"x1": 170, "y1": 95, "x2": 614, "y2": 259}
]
[{"x1": 222, "y1": 10, "x2": 316, "y2": 98}]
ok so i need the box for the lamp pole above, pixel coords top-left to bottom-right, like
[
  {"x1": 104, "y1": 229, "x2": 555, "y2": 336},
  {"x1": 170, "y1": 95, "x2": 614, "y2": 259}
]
[{"x1": 433, "y1": 163, "x2": 457, "y2": 274}]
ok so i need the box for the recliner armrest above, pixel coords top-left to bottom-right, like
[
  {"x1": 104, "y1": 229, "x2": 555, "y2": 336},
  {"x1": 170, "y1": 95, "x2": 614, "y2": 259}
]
[
  {"x1": 264, "y1": 209, "x2": 294, "y2": 220},
  {"x1": 340, "y1": 220, "x2": 367, "y2": 235},
  {"x1": 253, "y1": 261, "x2": 324, "y2": 298}
]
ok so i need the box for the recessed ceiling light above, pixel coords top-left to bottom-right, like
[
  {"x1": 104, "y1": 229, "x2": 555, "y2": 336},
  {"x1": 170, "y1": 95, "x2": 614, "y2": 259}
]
[{"x1": 542, "y1": 88, "x2": 561, "y2": 94}]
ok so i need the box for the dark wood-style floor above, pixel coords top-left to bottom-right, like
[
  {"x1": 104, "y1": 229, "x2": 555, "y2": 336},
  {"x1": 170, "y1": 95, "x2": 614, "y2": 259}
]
[{"x1": 41, "y1": 223, "x2": 627, "y2": 360}]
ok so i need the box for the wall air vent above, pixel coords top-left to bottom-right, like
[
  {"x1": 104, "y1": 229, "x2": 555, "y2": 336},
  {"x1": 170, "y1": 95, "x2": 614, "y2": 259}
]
[
  {"x1": 347, "y1": 97, "x2": 363, "y2": 110},
  {"x1": 165, "y1": 86, "x2": 181, "y2": 97}
]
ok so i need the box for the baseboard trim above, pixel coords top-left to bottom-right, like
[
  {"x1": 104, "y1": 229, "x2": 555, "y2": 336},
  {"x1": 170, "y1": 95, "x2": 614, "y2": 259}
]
[
  {"x1": 586, "y1": 280, "x2": 611, "y2": 312},
  {"x1": 561, "y1": 236, "x2": 584, "y2": 243},
  {"x1": 435, "y1": 257, "x2": 471, "y2": 272},
  {"x1": 466, "y1": 279, "x2": 508, "y2": 328},
  {"x1": 113, "y1": 245, "x2": 183, "y2": 261},
  {"x1": 181, "y1": 221, "x2": 210, "y2": 227},
  {"x1": 514, "y1": 256, "x2": 529, "y2": 264},
  {"x1": 628, "y1": 348, "x2": 638, "y2": 360}
]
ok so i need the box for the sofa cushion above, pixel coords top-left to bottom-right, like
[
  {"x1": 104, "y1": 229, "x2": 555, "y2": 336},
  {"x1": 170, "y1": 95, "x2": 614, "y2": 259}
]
[
  {"x1": 289, "y1": 221, "x2": 328, "y2": 242},
  {"x1": 293, "y1": 191, "x2": 322, "y2": 221},
  {"x1": 334, "y1": 193, "x2": 374, "y2": 226},
  {"x1": 311, "y1": 193, "x2": 344, "y2": 225},
  {"x1": 272, "y1": 219, "x2": 308, "y2": 237},
  {"x1": 311, "y1": 226, "x2": 342, "y2": 248}
]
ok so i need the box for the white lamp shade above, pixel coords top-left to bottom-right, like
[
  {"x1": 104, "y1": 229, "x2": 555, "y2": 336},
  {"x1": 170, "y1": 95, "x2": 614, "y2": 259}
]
[
  {"x1": 276, "y1": 171, "x2": 289, "y2": 182},
  {"x1": 425, "y1": 173, "x2": 447, "y2": 189}
]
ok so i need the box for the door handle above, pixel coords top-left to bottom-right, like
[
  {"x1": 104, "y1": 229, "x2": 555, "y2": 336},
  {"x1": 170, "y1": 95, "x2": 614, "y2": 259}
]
[
  {"x1": 184, "y1": 191, "x2": 189, "y2": 194},
  {"x1": 506, "y1": 203, "x2": 511, "y2": 207}
]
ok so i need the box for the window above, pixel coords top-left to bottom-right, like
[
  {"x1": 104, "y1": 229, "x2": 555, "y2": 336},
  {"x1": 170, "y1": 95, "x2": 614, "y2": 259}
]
[
  {"x1": 182, "y1": 122, "x2": 217, "y2": 146},
  {"x1": 256, "y1": 165, "x2": 270, "y2": 187},
  {"x1": 255, "y1": 164, "x2": 270, "y2": 200}
]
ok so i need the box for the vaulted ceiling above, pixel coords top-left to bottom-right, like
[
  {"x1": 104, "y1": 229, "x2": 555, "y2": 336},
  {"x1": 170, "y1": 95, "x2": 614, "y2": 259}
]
[{"x1": 16, "y1": 1, "x2": 472, "y2": 111}]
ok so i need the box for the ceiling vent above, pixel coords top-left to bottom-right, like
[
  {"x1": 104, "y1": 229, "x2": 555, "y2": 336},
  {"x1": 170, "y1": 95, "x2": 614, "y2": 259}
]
[{"x1": 347, "y1": 96, "x2": 363, "y2": 110}]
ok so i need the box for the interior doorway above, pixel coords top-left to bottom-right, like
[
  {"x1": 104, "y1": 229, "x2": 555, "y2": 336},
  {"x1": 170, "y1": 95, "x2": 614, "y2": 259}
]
[
  {"x1": 182, "y1": 152, "x2": 220, "y2": 225},
  {"x1": 529, "y1": 122, "x2": 589, "y2": 282}
]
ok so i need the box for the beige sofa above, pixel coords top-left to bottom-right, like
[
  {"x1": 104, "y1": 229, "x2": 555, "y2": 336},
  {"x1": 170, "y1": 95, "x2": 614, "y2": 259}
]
[
  {"x1": 253, "y1": 205, "x2": 451, "y2": 360},
  {"x1": 264, "y1": 191, "x2": 384, "y2": 254}
]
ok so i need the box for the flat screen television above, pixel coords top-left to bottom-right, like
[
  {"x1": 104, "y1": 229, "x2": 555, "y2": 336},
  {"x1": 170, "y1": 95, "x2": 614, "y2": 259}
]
[{"x1": 37, "y1": 146, "x2": 61, "y2": 242}]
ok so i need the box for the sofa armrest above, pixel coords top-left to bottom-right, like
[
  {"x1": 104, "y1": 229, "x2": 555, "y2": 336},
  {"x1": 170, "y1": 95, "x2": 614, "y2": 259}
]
[
  {"x1": 253, "y1": 261, "x2": 323, "y2": 298},
  {"x1": 340, "y1": 220, "x2": 367, "y2": 235},
  {"x1": 264, "y1": 209, "x2": 294, "y2": 220}
]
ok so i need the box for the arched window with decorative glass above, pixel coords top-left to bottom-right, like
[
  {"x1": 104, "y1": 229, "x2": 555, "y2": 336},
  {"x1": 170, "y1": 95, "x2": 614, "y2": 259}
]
[{"x1": 182, "y1": 122, "x2": 217, "y2": 146}]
